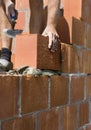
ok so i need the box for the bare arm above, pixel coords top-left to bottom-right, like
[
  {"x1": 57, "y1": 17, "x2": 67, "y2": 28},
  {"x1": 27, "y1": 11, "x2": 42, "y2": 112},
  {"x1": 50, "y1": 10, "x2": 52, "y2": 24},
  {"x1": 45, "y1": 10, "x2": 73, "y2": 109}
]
[
  {"x1": 42, "y1": 0, "x2": 60, "y2": 52},
  {"x1": 2, "y1": 0, "x2": 17, "y2": 23},
  {"x1": 47, "y1": 0, "x2": 59, "y2": 28}
]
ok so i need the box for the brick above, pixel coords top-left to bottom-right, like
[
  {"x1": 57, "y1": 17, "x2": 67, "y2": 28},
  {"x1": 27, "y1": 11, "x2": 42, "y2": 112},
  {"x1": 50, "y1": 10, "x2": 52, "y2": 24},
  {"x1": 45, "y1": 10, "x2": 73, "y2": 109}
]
[
  {"x1": 81, "y1": 0, "x2": 91, "y2": 24},
  {"x1": 63, "y1": 0, "x2": 81, "y2": 19},
  {"x1": 86, "y1": 124, "x2": 91, "y2": 130},
  {"x1": 21, "y1": 76, "x2": 48, "y2": 113},
  {"x1": 86, "y1": 76, "x2": 91, "y2": 98},
  {"x1": 15, "y1": 12, "x2": 26, "y2": 31},
  {"x1": 16, "y1": 0, "x2": 30, "y2": 9},
  {"x1": 61, "y1": 43, "x2": 79, "y2": 73},
  {"x1": 79, "y1": 49, "x2": 91, "y2": 73},
  {"x1": 0, "y1": 76, "x2": 18, "y2": 119},
  {"x1": 56, "y1": 16, "x2": 70, "y2": 44},
  {"x1": 72, "y1": 17, "x2": 86, "y2": 46},
  {"x1": 61, "y1": 105, "x2": 77, "y2": 130},
  {"x1": 14, "y1": 34, "x2": 61, "y2": 71},
  {"x1": 70, "y1": 76, "x2": 84, "y2": 102},
  {"x1": 50, "y1": 75, "x2": 69, "y2": 107},
  {"x1": 63, "y1": 0, "x2": 82, "y2": 42},
  {"x1": 86, "y1": 24, "x2": 91, "y2": 49},
  {"x1": 2, "y1": 115, "x2": 35, "y2": 130},
  {"x1": 37, "y1": 109, "x2": 59, "y2": 130},
  {"x1": 79, "y1": 102, "x2": 89, "y2": 126}
]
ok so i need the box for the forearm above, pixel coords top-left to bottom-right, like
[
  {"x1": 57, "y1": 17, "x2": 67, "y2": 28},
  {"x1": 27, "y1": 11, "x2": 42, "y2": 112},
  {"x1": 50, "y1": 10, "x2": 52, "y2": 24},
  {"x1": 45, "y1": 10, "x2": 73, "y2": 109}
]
[{"x1": 47, "y1": 0, "x2": 60, "y2": 27}]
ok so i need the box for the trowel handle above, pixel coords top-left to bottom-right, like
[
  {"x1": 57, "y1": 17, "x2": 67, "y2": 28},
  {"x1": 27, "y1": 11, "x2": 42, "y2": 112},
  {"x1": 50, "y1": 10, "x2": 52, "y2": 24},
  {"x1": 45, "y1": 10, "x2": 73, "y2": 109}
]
[{"x1": 10, "y1": 9, "x2": 17, "y2": 27}]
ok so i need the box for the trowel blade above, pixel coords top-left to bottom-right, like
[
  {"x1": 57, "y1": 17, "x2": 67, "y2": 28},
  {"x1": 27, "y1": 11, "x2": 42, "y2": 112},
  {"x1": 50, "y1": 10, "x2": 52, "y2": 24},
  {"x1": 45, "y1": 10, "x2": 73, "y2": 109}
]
[{"x1": 3, "y1": 29, "x2": 23, "y2": 38}]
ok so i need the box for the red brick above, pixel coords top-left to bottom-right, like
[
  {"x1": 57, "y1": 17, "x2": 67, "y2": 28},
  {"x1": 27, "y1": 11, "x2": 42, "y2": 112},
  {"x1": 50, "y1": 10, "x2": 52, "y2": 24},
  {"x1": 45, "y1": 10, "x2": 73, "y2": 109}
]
[
  {"x1": 21, "y1": 76, "x2": 48, "y2": 113},
  {"x1": 16, "y1": 0, "x2": 30, "y2": 9},
  {"x1": 86, "y1": 124, "x2": 91, "y2": 130},
  {"x1": 56, "y1": 16, "x2": 70, "y2": 44},
  {"x1": 38, "y1": 109, "x2": 59, "y2": 130},
  {"x1": 86, "y1": 24, "x2": 91, "y2": 49},
  {"x1": 0, "y1": 76, "x2": 18, "y2": 119},
  {"x1": 79, "y1": 49, "x2": 91, "y2": 73},
  {"x1": 14, "y1": 34, "x2": 61, "y2": 71},
  {"x1": 50, "y1": 75, "x2": 69, "y2": 107},
  {"x1": 61, "y1": 43, "x2": 79, "y2": 73},
  {"x1": 15, "y1": 12, "x2": 26, "y2": 31},
  {"x1": 2, "y1": 115, "x2": 35, "y2": 130},
  {"x1": 61, "y1": 105, "x2": 77, "y2": 130},
  {"x1": 72, "y1": 17, "x2": 86, "y2": 46},
  {"x1": 70, "y1": 76, "x2": 84, "y2": 102},
  {"x1": 81, "y1": 0, "x2": 91, "y2": 24},
  {"x1": 63, "y1": 0, "x2": 82, "y2": 42},
  {"x1": 86, "y1": 76, "x2": 91, "y2": 98},
  {"x1": 79, "y1": 102, "x2": 89, "y2": 126}
]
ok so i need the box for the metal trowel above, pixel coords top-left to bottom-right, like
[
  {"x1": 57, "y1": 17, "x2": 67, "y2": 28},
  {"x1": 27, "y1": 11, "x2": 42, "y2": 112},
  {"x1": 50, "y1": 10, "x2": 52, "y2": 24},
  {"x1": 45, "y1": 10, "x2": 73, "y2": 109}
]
[
  {"x1": 3, "y1": 28, "x2": 23, "y2": 38},
  {"x1": 3, "y1": 12, "x2": 23, "y2": 38}
]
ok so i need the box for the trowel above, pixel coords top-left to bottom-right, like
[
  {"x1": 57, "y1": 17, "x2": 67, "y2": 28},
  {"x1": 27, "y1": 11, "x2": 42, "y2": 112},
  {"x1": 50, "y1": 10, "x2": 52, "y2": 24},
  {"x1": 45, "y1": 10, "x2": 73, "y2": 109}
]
[
  {"x1": 3, "y1": 28, "x2": 23, "y2": 38},
  {"x1": 3, "y1": 12, "x2": 23, "y2": 38}
]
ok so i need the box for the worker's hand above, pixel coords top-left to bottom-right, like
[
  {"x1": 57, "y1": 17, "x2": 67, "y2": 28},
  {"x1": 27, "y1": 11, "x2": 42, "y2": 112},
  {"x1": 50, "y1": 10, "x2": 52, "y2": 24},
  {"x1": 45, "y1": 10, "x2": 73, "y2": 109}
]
[
  {"x1": 42, "y1": 25, "x2": 60, "y2": 52},
  {"x1": 6, "y1": 2, "x2": 18, "y2": 22}
]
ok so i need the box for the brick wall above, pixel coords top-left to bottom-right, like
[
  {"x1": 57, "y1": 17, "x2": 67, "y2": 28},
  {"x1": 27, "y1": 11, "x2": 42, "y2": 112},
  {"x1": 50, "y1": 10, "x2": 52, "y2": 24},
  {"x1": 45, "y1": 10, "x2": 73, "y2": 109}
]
[
  {"x1": 0, "y1": 74, "x2": 90, "y2": 130},
  {"x1": 1, "y1": 0, "x2": 91, "y2": 130}
]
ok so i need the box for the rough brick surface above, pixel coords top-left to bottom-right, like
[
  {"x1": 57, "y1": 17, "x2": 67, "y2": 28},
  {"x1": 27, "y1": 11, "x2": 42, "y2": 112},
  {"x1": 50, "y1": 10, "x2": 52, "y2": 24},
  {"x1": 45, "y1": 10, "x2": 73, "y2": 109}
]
[
  {"x1": 70, "y1": 76, "x2": 84, "y2": 102},
  {"x1": 82, "y1": 0, "x2": 91, "y2": 24},
  {"x1": 72, "y1": 17, "x2": 86, "y2": 46},
  {"x1": 14, "y1": 34, "x2": 61, "y2": 71},
  {"x1": 21, "y1": 76, "x2": 48, "y2": 113},
  {"x1": 2, "y1": 115, "x2": 35, "y2": 130},
  {"x1": 61, "y1": 105, "x2": 77, "y2": 130},
  {"x1": 37, "y1": 109, "x2": 59, "y2": 130},
  {"x1": 86, "y1": 76, "x2": 91, "y2": 99},
  {"x1": 79, "y1": 102, "x2": 89, "y2": 126},
  {"x1": 0, "y1": 76, "x2": 18, "y2": 119},
  {"x1": 72, "y1": 17, "x2": 91, "y2": 49},
  {"x1": 61, "y1": 43, "x2": 79, "y2": 73},
  {"x1": 86, "y1": 24, "x2": 91, "y2": 49},
  {"x1": 79, "y1": 49, "x2": 91, "y2": 73},
  {"x1": 56, "y1": 16, "x2": 70, "y2": 44},
  {"x1": 50, "y1": 75, "x2": 69, "y2": 107}
]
